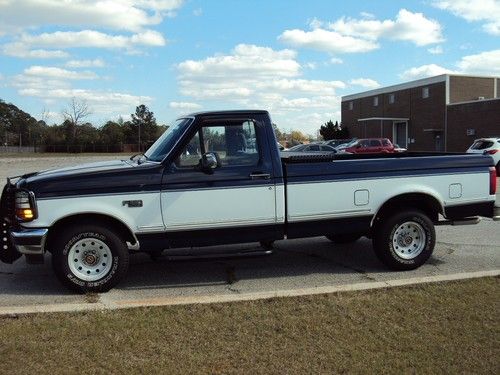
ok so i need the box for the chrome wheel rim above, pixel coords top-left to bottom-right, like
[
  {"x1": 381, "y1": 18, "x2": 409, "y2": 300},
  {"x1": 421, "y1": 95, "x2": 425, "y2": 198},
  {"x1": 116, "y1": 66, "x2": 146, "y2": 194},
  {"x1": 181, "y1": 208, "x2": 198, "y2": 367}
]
[
  {"x1": 392, "y1": 221, "x2": 426, "y2": 260},
  {"x1": 68, "y1": 238, "x2": 112, "y2": 282}
]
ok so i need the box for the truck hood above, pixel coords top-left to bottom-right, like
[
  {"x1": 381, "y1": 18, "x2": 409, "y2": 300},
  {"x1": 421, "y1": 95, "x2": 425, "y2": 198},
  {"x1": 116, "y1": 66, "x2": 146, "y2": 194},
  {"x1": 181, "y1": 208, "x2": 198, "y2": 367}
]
[
  {"x1": 16, "y1": 159, "x2": 164, "y2": 199},
  {"x1": 27, "y1": 159, "x2": 133, "y2": 180}
]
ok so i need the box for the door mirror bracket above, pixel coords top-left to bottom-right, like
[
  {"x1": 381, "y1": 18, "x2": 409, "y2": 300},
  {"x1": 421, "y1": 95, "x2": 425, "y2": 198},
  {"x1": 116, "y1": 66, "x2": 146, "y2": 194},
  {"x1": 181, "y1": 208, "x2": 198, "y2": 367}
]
[{"x1": 200, "y1": 152, "x2": 220, "y2": 174}]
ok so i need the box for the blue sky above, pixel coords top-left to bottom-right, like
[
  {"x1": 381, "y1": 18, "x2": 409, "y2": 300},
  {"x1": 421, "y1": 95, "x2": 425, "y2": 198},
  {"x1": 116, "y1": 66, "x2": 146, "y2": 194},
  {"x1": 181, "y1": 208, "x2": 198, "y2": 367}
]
[{"x1": 0, "y1": 0, "x2": 499, "y2": 135}]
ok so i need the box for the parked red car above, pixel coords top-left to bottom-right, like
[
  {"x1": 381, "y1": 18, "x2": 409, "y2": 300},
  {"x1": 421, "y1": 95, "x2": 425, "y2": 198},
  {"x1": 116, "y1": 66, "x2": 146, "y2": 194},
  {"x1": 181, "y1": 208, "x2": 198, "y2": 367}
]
[{"x1": 344, "y1": 138, "x2": 395, "y2": 154}]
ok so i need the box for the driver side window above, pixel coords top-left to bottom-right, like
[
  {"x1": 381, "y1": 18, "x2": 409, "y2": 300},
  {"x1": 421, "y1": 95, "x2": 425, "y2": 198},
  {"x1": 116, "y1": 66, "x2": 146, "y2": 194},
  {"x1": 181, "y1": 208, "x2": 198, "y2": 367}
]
[
  {"x1": 177, "y1": 131, "x2": 202, "y2": 168},
  {"x1": 175, "y1": 120, "x2": 259, "y2": 169}
]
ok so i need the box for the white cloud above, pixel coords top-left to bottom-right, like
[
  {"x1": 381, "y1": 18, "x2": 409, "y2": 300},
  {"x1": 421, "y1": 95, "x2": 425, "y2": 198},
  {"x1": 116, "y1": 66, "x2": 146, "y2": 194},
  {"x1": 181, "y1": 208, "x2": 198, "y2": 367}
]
[
  {"x1": 427, "y1": 46, "x2": 443, "y2": 55},
  {"x1": 178, "y1": 44, "x2": 300, "y2": 88},
  {"x1": 169, "y1": 101, "x2": 202, "y2": 110},
  {"x1": 5, "y1": 30, "x2": 166, "y2": 53},
  {"x1": 456, "y1": 49, "x2": 500, "y2": 74},
  {"x1": 65, "y1": 59, "x2": 106, "y2": 68},
  {"x1": 278, "y1": 28, "x2": 379, "y2": 54},
  {"x1": 349, "y1": 78, "x2": 380, "y2": 89},
  {"x1": 400, "y1": 49, "x2": 500, "y2": 80},
  {"x1": 329, "y1": 57, "x2": 343, "y2": 64},
  {"x1": 23, "y1": 65, "x2": 98, "y2": 80},
  {"x1": 330, "y1": 9, "x2": 443, "y2": 46},
  {"x1": 2, "y1": 43, "x2": 70, "y2": 58},
  {"x1": 174, "y1": 44, "x2": 346, "y2": 131},
  {"x1": 433, "y1": 0, "x2": 500, "y2": 35},
  {"x1": 400, "y1": 64, "x2": 455, "y2": 80},
  {"x1": 279, "y1": 9, "x2": 443, "y2": 54},
  {"x1": 193, "y1": 7, "x2": 202, "y2": 16},
  {"x1": 0, "y1": 0, "x2": 184, "y2": 35}
]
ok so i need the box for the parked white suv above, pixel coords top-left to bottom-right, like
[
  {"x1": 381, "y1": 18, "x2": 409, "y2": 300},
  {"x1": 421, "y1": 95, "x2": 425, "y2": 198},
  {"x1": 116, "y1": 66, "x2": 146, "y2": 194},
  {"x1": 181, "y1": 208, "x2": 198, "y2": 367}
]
[{"x1": 467, "y1": 137, "x2": 500, "y2": 175}]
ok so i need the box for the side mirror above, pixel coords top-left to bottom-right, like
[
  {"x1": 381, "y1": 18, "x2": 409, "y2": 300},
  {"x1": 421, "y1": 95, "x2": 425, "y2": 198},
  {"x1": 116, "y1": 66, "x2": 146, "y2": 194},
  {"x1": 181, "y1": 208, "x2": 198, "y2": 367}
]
[{"x1": 201, "y1": 152, "x2": 219, "y2": 174}]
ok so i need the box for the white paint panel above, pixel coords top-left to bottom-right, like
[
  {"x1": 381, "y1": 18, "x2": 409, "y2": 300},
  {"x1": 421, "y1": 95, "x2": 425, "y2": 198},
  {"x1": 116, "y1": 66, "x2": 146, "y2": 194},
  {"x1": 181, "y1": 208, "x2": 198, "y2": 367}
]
[
  {"x1": 287, "y1": 173, "x2": 493, "y2": 222},
  {"x1": 23, "y1": 192, "x2": 163, "y2": 233},
  {"x1": 161, "y1": 186, "x2": 277, "y2": 230},
  {"x1": 275, "y1": 184, "x2": 285, "y2": 223}
]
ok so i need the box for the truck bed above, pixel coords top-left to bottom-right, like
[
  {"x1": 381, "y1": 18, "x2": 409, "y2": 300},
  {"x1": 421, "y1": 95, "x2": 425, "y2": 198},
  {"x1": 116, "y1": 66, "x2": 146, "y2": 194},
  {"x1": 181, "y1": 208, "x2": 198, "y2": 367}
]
[{"x1": 281, "y1": 152, "x2": 495, "y2": 239}]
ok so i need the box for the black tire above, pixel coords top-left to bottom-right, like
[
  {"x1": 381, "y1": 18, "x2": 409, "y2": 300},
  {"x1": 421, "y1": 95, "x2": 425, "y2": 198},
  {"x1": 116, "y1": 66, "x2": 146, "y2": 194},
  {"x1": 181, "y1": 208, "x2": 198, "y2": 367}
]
[
  {"x1": 373, "y1": 210, "x2": 435, "y2": 270},
  {"x1": 325, "y1": 233, "x2": 362, "y2": 244},
  {"x1": 52, "y1": 224, "x2": 129, "y2": 293}
]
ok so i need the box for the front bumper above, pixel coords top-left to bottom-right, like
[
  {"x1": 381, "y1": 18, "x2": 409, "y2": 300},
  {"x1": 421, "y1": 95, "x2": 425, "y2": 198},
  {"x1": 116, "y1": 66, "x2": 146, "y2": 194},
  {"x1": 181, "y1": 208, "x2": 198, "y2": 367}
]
[{"x1": 10, "y1": 228, "x2": 48, "y2": 255}]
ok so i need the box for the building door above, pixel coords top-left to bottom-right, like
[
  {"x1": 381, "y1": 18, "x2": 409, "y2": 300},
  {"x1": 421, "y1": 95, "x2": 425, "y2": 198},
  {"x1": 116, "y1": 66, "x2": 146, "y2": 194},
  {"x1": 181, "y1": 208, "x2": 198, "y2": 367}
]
[
  {"x1": 393, "y1": 121, "x2": 408, "y2": 148},
  {"x1": 435, "y1": 134, "x2": 444, "y2": 151}
]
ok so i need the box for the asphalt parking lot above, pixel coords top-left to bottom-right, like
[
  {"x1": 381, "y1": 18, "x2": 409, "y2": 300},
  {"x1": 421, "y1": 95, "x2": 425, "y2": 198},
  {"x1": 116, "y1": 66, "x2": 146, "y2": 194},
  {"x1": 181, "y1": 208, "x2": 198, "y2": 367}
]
[{"x1": 0, "y1": 155, "x2": 499, "y2": 312}]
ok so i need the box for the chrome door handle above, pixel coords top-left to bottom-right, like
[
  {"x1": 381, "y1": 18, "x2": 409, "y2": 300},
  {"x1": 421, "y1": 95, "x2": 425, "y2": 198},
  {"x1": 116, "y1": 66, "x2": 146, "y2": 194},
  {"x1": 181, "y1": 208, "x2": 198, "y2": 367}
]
[{"x1": 249, "y1": 173, "x2": 271, "y2": 180}]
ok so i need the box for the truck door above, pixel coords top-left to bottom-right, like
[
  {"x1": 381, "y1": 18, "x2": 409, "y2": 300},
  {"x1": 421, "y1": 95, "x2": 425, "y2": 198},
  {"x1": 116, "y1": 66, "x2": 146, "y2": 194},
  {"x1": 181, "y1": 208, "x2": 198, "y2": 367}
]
[{"x1": 160, "y1": 118, "x2": 278, "y2": 245}]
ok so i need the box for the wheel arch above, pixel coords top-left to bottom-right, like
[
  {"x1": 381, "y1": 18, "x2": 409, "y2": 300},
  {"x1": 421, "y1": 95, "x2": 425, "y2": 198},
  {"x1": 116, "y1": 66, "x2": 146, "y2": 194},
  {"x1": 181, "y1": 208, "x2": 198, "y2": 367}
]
[
  {"x1": 371, "y1": 192, "x2": 444, "y2": 229},
  {"x1": 44, "y1": 213, "x2": 138, "y2": 253}
]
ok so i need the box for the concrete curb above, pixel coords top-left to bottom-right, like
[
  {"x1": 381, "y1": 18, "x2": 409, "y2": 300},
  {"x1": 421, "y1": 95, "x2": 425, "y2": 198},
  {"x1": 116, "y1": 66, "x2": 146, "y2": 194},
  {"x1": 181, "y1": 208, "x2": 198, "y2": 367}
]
[{"x1": 1, "y1": 269, "x2": 498, "y2": 316}]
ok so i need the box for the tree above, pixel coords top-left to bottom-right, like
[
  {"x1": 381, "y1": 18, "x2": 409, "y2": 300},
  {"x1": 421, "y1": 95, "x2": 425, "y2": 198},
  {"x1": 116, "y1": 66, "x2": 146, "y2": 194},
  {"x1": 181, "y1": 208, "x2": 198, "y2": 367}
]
[
  {"x1": 272, "y1": 123, "x2": 285, "y2": 141},
  {"x1": 131, "y1": 104, "x2": 157, "y2": 151},
  {"x1": 319, "y1": 120, "x2": 339, "y2": 140},
  {"x1": 290, "y1": 130, "x2": 308, "y2": 144},
  {"x1": 62, "y1": 98, "x2": 91, "y2": 141},
  {"x1": 319, "y1": 120, "x2": 350, "y2": 140}
]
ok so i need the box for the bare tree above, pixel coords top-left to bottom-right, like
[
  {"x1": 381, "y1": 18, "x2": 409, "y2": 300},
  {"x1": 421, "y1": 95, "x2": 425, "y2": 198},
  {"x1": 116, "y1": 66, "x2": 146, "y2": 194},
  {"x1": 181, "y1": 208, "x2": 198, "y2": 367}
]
[{"x1": 62, "y1": 98, "x2": 91, "y2": 139}]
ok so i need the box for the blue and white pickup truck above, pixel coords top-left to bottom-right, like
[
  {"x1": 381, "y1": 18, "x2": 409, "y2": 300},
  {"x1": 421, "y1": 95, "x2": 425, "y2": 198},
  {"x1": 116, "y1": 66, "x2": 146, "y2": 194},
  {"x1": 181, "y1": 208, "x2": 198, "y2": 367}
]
[{"x1": 1, "y1": 110, "x2": 498, "y2": 292}]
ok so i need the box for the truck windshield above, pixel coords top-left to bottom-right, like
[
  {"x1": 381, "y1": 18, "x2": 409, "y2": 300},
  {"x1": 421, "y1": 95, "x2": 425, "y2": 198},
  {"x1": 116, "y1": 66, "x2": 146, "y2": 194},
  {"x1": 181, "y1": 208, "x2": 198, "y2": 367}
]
[{"x1": 144, "y1": 118, "x2": 193, "y2": 162}]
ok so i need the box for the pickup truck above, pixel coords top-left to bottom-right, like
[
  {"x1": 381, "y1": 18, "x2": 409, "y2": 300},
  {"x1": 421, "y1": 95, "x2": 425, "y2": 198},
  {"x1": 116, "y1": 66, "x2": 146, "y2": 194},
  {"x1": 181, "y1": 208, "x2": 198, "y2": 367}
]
[{"x1": 1, "y1": 110, "x2": 498, "y2": 292}]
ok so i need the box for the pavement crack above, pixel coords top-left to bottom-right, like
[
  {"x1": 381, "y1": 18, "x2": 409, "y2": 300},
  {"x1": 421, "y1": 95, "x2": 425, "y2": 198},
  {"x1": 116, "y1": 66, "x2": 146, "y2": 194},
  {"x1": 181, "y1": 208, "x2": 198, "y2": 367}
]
[{"x1": 305, "y1": 251, "x2": 378, "y2": 282}]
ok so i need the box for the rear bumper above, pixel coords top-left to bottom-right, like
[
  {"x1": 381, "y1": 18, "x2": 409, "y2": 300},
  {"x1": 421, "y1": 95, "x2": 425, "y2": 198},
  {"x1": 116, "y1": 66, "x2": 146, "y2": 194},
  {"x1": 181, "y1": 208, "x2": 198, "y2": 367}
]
[
  {"x1": 444, "y1": 201, "x2": 496, "y2": 220},
  {"x1": 494, "y1": 206, "x2": 500, "y2": 221},
  {"x1": 10, "y1": 228, "x2": 48, "y2": 255}
]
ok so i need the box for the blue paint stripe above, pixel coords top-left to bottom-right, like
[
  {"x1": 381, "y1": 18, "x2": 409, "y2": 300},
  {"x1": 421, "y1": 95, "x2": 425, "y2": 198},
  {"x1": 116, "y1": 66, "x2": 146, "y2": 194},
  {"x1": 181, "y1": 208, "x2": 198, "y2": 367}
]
[{"x1": 286, "y1": 166, "x2": 487, "y2": 184}]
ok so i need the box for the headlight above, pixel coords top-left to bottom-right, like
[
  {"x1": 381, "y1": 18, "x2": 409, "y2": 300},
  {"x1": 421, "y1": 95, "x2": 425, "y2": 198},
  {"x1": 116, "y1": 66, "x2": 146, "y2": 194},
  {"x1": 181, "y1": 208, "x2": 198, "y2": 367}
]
[{"x1": 15, "y1": 190, "x2": 37, "y2": 222}]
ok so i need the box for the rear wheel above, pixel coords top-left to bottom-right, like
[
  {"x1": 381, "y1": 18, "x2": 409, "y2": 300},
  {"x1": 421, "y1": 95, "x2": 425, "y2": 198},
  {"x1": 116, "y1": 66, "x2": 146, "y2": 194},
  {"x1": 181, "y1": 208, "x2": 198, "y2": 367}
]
[
  {"x1": 325, "y1": 234, "x2": 362, "y2": 244},
  {"x1": 373, "y1": 210, "x2": 435, "y2": 270},
  {"x1": 52, "y1": 224, "x2": 129, "y2": 293}
]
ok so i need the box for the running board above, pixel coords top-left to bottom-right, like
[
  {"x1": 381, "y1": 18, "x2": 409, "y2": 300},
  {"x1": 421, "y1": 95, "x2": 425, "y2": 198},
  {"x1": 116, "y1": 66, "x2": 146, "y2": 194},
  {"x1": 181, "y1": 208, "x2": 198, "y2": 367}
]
[
  {"x1": 436, "y1": 217, "x2": 481, "y2": 226},
  {"x1": 164, "y1": 249, "x2": 273, "y2": 261}
]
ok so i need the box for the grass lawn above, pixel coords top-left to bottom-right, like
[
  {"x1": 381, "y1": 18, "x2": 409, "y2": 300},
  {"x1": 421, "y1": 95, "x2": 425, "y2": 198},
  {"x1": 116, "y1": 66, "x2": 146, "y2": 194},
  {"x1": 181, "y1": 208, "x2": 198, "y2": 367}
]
[{"x1": 1, "y1": 277, "x2": 498, "y2": 374}]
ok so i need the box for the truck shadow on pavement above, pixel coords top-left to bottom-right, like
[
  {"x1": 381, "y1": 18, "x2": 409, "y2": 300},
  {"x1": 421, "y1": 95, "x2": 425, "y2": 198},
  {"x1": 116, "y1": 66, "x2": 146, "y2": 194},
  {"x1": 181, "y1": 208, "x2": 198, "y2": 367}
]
[
  {"x1": 118, "y1": 237, "x2": 393, "y2": 291},
  {"x1": 1, "y1": 237, "x2": 436, "y2": 296}
]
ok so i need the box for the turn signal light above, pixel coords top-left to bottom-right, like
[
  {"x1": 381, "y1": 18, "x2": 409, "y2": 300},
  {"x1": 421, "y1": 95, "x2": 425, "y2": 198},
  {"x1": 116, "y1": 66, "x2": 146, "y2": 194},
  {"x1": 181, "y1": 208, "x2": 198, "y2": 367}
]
[
  {"x1": 14, "y1": 190, "x2": 38, "y2": 222},
  {"x1": 16, "y1": 208, "x2": 34, "y2": 220}
]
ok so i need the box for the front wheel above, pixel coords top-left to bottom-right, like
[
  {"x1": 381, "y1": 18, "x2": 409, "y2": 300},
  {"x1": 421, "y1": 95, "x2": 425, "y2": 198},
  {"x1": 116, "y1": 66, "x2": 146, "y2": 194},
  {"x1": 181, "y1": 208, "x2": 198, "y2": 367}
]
[
  {"x1": 52, "y1": 224, "x2": 130, "y2": 293},
  {"x1": 373, "y1": 210, "x2": 435, "y2": 270}
]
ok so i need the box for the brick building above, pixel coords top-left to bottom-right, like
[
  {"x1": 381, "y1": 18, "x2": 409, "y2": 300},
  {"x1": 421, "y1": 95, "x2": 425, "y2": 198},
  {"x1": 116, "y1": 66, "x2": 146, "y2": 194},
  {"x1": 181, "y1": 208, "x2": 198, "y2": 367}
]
[{"x1": 341, "y1": 74, "x2": 500, "y2": 152}]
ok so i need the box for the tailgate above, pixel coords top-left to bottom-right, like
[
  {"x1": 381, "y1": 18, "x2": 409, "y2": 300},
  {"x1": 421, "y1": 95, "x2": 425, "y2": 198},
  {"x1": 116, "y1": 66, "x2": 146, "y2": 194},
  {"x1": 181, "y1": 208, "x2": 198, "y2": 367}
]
[{"x1": 0, "y1": 181, "x2": 22, "y2": 264}]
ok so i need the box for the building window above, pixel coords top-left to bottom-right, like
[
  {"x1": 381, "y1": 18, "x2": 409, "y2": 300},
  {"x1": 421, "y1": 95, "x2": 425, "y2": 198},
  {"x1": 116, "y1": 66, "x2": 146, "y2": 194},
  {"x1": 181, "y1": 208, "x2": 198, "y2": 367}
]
[
  {"x1": 373, "y1": 96, "x2": 379, "y2": 106},
  {"x1": 422, "y1": 87, "x2": 429, "y2": 99},
  {"x1": 348, "y1": 101, "x2": 353, "y2": 110},
  {"x1": 389, "y1": 93, "x2": 395, "y2": 104}
]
